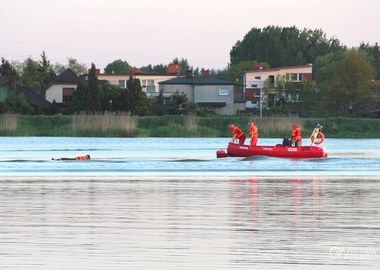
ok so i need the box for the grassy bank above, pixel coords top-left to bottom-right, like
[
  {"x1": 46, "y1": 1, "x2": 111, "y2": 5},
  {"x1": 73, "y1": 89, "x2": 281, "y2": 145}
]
[{"x1": 0, "y1": 114, "x2": 379, "y2": 138}]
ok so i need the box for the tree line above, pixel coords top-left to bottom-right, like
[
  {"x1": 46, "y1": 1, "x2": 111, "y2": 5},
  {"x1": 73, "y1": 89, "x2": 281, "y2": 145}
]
[
  {"x1": 69, "y1": 64, "x2": 197, "y2": 116},
  {"x1": 227, "y1": 26, "x2": 380, "y2": 117},
  {"x1": 1, "y1": 25, "x2": 379, "y2": 117}
]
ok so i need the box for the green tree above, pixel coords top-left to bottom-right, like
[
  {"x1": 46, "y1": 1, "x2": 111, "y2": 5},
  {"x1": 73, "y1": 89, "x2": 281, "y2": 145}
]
[
  {"x1": 19, "y1": 52, "x2": 57, "y2": 91},
  {"x1": 230, "y1": 26, "x2": 343, "y2": 67},
  {"x1": 359, "y1": 42, "x2": 380, "y2": 80},
  {"x1": 99, "y1": 84, "x2": 125, "y2": 111},
  {"x1": 151, "y1": 92, "x2": 166, "y2": 115},
  {"x1": 0, "y1": 58, "x2": 17, "y2": 77},
  {"x1": 125, "y1": 76, "x2": 149, "y2": 115},
  {"x1": 104, "y1": 59, "x2": 131, "y2": 74},
  {"x1": 0, "y1": 91, "x2": 34, "y2": 114},
  {"x1": 39, "y1": 51, "x2": 56, "y2": 90},
  {"x1": 53, "y1": 57, "x2": 87, "y2": 75},
  {"x1": 20, "y1": 57, "x2": 41, "y2": 91},
  {"x1": 316, "y1": 50, "x2": 374, "y2": 116},
  {"x1": 87, "y1": 63, "x2": 100, "y2": 112},
  {"x1": 172, "y1": 58, "x2": 191, "y2": 75},
  {"x1": 219, "y1": 60, "x2": 258, "y2": 81},
  {"x1": 167, "y1": 91, "x2": 194, "y2": 115},
  {"x1": 140, "y1": 64, "x2": 167, "y2": 74},
  {"x1": 69, "y1": 76, "x2": 89, "y2": 113}
]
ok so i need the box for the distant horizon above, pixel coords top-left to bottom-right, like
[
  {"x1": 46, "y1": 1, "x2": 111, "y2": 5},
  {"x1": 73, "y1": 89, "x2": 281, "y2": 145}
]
[{"x1": 2, "y1": 0, "x2": 379, "y2": 71}]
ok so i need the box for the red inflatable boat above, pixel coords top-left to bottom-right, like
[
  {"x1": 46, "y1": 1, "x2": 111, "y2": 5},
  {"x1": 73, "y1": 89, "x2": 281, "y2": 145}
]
[{"x1": 217, "y1": 142, "x2": 327, "y2": 159}]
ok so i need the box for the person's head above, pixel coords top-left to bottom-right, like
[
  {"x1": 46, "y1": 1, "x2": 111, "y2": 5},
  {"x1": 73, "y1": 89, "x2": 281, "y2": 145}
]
[
  {"x1": 86, "y1": 154, "x2": 90, "y2": 159},
  {"x1": 249, "y1": 121, "x2": 255, "y2": 126},
  {"x1": 293, "y1": 122, "x2": 298, "y2": 128},
  {"x1": 229, "y1": 124, "x2": 235, "y2": 130}
]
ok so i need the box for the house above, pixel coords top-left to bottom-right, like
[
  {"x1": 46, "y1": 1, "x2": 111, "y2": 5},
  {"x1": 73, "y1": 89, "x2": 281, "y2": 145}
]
[
  {"x1": 0, "y1": 75, "x2": 51, "y2": 114},
  {"x1": 159, "y1": 71, "x2": 236, "y2": 115},
  {"x1": 97, "y1": 72, "x2": 177, "y2": 97},
  {"x1": 17, "y1": 86, "x2": 52, "y2": 113},
  {"x1": 45, "y1": 69, "x2": 79, "y2": 111},
  {"x1": 0, "y1": 75, "x2": 13, "y2": 102},
  {"x1": 243, "y1": 64, "x2": 313, "y2": 115}
]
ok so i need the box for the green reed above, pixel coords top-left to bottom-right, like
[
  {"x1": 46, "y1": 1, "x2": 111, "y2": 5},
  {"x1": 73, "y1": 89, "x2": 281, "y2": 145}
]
[
  {"x1": 0, "y1": 114, "x2": 18, "y2": 135},
  {"x1": 71, "y1": 112, "x2": 137, "y2": 137}
]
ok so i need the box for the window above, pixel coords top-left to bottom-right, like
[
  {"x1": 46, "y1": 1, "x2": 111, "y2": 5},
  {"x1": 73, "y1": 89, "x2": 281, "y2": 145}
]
[
  {"x1": 289, "y1": 73, "x2": 303, "y2": 82},
  {"x1": 118, "y1": 80, "x2": 125, "y2": 88},
  {"x1": 255, "y1": 76, "x2": 261, "y2": 80},
  {"x1": 146, "y1": 80, "x2": 155, "y2": 93},
  {"x1": 219, "y1": 88, "x2": 229, "y2": 96},
  {"x1": 62, "y1": 88, "x2": 74, "y2": 105}
]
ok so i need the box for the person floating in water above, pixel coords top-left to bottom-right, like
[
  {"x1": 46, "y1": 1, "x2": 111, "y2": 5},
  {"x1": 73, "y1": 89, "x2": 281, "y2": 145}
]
[{"x1": 52, "y1": 155, "x2": 90, "y2": 161}]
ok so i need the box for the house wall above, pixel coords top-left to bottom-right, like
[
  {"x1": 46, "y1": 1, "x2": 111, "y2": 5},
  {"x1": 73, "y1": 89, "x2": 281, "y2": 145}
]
[
  {"x1": 194, "y1": 85, "x2": 235, "y2": 115},
  {"x1": 243, "y1": 65, "x2": 313, "y2": 107},
  {"x1": 45, "y1": 84, "x2": 76, "y2": 103},
  {"x1": 0, "y1": 85, "x2": 10, "y2": 102},
  {"x1": 245, "y1": 65, "x2": 313, "y2": 89},
  {"x1": 160, "y1": 84, "x2": 194, "y2": 101},
  {"x1": 160, "y1": 84, "x2": 235, "y2": 115}
]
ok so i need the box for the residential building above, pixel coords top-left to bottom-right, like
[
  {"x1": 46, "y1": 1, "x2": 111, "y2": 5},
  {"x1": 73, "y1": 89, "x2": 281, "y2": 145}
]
[
  {"x1": 243, "y1": 64, "x2": 313, "y2": 115},
  {"x1": 0, "y1": 75, "x2": 12, "y2": 102},
  {"x1": 98, "y1": 73, "x2": 177, "y2": 96},
  {"x1": 0, "y1": 75, "x2": 52, "y2": 113},
  {"x1": 159, "y1": 71, "x2": 236, "y2": 115},
  {"x1": 45, "y1": 69, "x2": 79, "y2": 111}
]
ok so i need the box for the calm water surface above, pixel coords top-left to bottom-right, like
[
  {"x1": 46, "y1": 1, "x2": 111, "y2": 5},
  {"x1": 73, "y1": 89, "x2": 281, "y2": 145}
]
[{"x1": 0, "y1": 137, "x2": 379, "y2": 269}]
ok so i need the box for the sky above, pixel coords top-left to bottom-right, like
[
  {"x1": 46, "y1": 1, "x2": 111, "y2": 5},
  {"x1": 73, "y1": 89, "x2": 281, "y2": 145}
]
[{"x1": 1, "y1": 0, "x2": 379, "y2": 72}]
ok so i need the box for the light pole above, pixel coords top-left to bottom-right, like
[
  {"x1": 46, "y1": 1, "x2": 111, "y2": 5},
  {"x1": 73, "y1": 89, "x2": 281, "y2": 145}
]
[{"x1": 259, "y1": 66, "x2": 263, "y2": 118}]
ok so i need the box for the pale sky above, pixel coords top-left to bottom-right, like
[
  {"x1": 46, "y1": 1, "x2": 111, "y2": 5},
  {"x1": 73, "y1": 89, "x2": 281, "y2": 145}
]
[{"x1": 1, "y1": 0, "x2": 379, "y2": 71}]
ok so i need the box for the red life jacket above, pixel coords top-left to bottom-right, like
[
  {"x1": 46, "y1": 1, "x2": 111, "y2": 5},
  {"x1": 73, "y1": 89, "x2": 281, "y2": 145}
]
[
  {"x1": 292, "y1": 127, "x2": 302, "y2": 142},
  {"x1": 233, "y1": 126, "x2": 244, "y2": 139}
]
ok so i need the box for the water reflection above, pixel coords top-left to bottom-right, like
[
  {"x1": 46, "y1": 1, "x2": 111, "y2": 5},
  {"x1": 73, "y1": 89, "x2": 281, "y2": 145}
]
[
  {"x1": 0, "y1": 176, "x2": 379, "y2": 269},
  {"x1": 228, "y1": 177, "x2": 380, "y2": 268},
  {"x1": 230, "y1": 177, "x2": 325, "y2": 230}
]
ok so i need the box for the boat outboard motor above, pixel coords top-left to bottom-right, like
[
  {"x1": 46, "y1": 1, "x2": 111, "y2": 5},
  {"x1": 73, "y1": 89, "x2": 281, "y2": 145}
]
[{"x1": 282, "y1": 138, "x2": 292, "y2": 146}]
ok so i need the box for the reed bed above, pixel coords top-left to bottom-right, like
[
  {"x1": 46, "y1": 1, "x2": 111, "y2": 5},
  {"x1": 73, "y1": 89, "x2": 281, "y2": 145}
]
[
  {"x1": 149, "y1": 115, "x2": 200, "y2": 137},
  {"x1": 184, "y1": 115, "x2": 198, "y2": 130},
  {"x1": 197, "y1": 116, "x2": 304, "y2": 138},
  {"x1": 252, "y1": 117, "x2": 305, "y2": 138},
  {"x1": 71, "y1": 112, "x2": 137, "y2": 137},
  {"x1": 2, "y1": 114, "x2": 379, "y2": 138},
  {"x1": 0, "y1": 114, "x2": 18, "y2": 134}
]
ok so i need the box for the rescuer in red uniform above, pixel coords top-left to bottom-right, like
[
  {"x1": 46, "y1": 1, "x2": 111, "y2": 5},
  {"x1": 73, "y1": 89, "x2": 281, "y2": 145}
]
[
  {"x1": 248, "y1": 121, "x2": 258, "y2": 146},
  {"x1": 229, "y1": 124, "x2": 246, "y2": 145},
  {"x1": 291, "y1": 123, "x2": 302, "y2": 146}
]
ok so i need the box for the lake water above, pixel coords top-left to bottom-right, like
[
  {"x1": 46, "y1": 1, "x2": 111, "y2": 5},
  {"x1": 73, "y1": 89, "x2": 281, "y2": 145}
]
[{"x1": 0, "y1": 137, "x2": 379, "y2": 269}]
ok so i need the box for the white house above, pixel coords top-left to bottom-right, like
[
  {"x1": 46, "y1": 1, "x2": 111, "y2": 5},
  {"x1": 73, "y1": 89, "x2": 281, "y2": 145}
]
[
  {"x1": 45, "y1": 69, "x2": 79, "y2": 107},
  {"x1": 243, "y1": 64, "x2": 313, "y2": 114}
]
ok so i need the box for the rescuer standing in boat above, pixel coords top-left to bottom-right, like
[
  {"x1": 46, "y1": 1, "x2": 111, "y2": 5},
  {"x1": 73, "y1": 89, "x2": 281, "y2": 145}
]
[
  {"x1": 291, "y1": 123, "x2": 302, "y2": 146},
  {"x1": 229, "y1": 124, "x2": 246, "y2": 145},
  {"x1": 248, "y1": 121, "x2": 258, "y2": 146}
]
